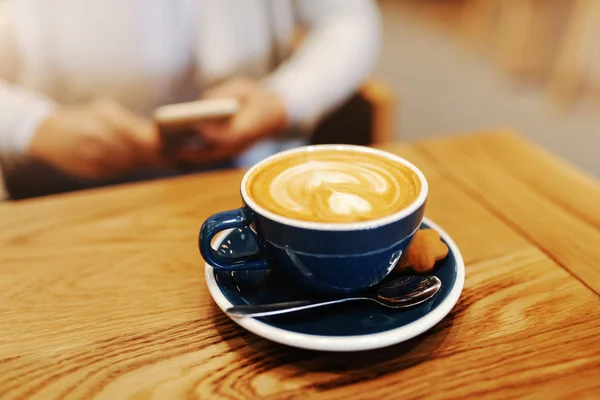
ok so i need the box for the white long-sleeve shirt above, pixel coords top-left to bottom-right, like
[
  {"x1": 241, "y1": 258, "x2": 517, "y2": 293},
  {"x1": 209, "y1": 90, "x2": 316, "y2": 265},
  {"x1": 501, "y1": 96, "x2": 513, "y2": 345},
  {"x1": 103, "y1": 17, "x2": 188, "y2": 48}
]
[{"x1": 0, "y1": 0, "x2": 381, "y2": 198}]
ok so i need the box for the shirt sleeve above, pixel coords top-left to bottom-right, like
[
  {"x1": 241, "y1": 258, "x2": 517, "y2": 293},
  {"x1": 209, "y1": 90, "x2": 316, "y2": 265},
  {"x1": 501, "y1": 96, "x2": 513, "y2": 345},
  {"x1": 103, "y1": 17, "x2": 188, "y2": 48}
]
[
  {"x1": 263, "y1": 0, "x2": 382, "y2": 131},
  {"x1": 0, "y1": 3, "x2": 55, "y2": 172},
  {"x1": 0, "y1": 82, "x2": 55, "y2": 170}
]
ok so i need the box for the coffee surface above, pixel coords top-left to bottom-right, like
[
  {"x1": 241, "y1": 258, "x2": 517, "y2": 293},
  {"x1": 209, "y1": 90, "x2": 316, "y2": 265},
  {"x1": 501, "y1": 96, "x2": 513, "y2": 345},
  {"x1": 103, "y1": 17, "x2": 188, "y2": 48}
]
[{"x1": 246, "y1": 149, "x2": 422, "y2": 223}]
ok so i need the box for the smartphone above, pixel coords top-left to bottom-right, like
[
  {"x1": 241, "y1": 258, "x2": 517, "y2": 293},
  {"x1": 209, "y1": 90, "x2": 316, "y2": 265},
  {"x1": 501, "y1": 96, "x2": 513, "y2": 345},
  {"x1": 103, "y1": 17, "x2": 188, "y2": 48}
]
[{"x1": 154, "y1": 97, "x2": 240, "y2": 157}]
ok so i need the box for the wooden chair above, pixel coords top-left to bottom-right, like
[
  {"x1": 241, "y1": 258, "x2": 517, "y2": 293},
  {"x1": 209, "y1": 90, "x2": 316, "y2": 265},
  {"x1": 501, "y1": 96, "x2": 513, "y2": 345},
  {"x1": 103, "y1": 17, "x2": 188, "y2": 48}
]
[
  {"x1": 461, "y1": 0, "x2": 560, "y2": 77},
  {"x1": 547, "y1": 0, "x2": 600, "y2": 109},
  {"x1": 459, "y1": 0, "x2": 501, "y2": 51},
  {"x1": 362, "y1": 79, "x2": 396, "y2": 144},
  {"x1": 310, "y1": 78, "x2": 396, "y2": 146},
  {"x1": 461, "y1": 0, "x2": 600, "y2": 109},
  {"x1": 488, "y1": 0, "x2": 600, "y2": 109}
]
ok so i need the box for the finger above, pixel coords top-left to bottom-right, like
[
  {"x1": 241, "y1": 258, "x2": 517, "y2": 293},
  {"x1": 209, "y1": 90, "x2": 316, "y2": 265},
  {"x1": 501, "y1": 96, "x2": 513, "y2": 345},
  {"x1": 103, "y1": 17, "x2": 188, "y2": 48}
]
[
  {"x1": 203, "y1": 106, "x2": 261, "y2": 147},
  {"x1": 127, "y1": 120, "x2": 161, "y2": 166},
  {"x1": 199, "y1": 99, "x2": 262, "y2": 145},
  {"x1": 76, "y1": 134, "x2": 130, "y2": 178},
  {"x1": 229, "y1": 107, "x2": 259, "y2": 140},
  {"x1": 92, "y1": 100, "x2": 160, "y2": 167},
  {"x1": 197, "y1": 121, "x2": 232, "y2": 143},
  {"x1": 92, "y1": 100, "x2": 142, "y2": 153},
  {"x1": 89, "y1": 119, "x2": 140, "y2": 171},
  {"x1": 76, "y1": 114, "x2": 134, "y2": 173}
]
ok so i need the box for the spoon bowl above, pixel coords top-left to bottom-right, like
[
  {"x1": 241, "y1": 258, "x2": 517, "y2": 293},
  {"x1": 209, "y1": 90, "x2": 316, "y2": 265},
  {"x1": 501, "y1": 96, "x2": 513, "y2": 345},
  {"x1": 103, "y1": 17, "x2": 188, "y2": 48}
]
[{"x1": 375, "y1": 275, "x2": 442, "y2": 308}]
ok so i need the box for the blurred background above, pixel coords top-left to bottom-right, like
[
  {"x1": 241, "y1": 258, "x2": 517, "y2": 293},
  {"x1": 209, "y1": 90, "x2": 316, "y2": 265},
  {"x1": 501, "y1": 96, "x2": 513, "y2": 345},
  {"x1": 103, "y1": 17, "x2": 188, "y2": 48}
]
[
  {"x1": 374, "y1": 0, "x2": 600, "y2": 177},
  {"x1": 2, "y1": 0, "x2": 600, "y2": 201}
]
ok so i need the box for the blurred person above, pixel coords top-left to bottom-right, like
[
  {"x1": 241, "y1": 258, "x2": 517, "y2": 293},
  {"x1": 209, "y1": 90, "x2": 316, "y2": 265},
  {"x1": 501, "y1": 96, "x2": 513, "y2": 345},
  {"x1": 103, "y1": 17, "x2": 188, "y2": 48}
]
[{"x1": 0, "y1": 0, "x2": 381, "y2": 199}]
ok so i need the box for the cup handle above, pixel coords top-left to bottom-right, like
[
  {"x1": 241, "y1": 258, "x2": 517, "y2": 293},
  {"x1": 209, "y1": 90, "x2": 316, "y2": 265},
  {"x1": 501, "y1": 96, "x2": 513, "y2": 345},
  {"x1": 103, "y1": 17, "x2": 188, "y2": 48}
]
[{"x1": 199, "y1": 207, "x2": 269, "y2": 270}]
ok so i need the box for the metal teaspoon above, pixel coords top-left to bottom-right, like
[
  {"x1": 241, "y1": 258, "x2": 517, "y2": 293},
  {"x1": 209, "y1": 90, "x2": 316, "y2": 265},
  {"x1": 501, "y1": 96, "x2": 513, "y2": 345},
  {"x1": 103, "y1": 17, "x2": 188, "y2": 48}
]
[{"x1": 226, "y1": 275, "x2": 442, "y2": 318}]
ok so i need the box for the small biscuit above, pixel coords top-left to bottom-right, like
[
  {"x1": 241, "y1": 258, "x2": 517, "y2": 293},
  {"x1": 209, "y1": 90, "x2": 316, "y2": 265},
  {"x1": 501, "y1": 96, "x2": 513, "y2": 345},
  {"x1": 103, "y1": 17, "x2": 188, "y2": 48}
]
[{"x1": 394, "y1": 229, "x2": 449, "y2": 274}]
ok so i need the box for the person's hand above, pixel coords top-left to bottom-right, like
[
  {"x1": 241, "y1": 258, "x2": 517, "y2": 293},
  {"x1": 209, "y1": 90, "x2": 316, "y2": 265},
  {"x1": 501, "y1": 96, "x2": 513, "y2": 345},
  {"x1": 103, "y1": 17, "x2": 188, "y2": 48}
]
[
  {"x1": 28, "y1": 99, "x2": 160, "y2": 180},
  {"x1": 177, "y1": 78, "x2": 288, "y2": 164}
]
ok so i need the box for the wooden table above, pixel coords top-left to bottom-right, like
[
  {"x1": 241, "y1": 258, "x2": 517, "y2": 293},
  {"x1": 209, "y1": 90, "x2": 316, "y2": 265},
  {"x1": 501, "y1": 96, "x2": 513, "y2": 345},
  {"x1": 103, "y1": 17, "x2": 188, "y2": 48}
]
[{"x1": 1, "y1": 130, "x2": 599, "y2": 399}]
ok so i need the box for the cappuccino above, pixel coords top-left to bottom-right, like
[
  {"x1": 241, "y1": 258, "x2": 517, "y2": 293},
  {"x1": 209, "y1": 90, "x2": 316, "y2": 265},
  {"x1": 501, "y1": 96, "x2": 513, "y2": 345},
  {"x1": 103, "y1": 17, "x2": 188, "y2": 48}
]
[{"x1": 245, "y1": 148, "x2": 422, "y2": 223}]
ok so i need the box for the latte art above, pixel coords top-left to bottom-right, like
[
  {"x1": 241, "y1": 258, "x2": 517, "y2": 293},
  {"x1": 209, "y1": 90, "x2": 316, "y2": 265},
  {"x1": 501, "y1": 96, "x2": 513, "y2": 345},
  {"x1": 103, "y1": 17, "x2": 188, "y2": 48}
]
[
  {"x1": 246, "y1": 149, "x2": 422, "y2": 223},
  {"x1": 270, "y1": 160, "x2": 404, "y2": 219}
]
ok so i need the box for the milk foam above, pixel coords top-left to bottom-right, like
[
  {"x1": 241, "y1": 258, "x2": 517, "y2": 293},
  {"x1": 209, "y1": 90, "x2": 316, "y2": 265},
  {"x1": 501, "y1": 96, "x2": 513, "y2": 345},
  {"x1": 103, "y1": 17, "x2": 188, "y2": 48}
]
[
  {"x1": 328, "y1": 190, "x2": 372, "y2": 215},
  {"x1": 268, "y1": 160, "x2": 400, "y2": 219},
  {"x1": 247, "y1": 149, "x2": 421, "y2": 223}
]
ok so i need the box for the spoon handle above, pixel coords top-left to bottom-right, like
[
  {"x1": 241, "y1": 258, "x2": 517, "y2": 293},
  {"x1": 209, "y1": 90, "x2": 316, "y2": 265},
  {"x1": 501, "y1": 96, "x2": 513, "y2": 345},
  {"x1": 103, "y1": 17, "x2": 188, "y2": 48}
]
[{"x1": 226, "y1": 297, "x2": 364, "y2": 318}]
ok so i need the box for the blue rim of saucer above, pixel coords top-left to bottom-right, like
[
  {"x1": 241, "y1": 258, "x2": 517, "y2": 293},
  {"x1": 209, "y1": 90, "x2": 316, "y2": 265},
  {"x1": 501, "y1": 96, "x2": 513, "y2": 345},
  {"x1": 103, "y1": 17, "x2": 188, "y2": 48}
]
[{"x1": 205, "y1": 217, "x2": 465, "y2": 352}]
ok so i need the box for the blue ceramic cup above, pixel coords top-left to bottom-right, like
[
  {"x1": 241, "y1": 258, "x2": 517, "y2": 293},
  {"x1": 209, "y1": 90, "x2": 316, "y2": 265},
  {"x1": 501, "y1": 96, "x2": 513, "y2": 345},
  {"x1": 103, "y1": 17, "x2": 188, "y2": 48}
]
[{"x1": 199, "y1": 144, "x2": 428, "y2": 295}]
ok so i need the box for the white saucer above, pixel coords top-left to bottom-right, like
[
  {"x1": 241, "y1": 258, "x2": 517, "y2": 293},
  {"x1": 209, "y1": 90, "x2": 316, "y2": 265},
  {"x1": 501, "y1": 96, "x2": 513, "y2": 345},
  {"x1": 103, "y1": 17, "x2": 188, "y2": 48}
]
[{"x1": 205, "y1": 217, "x2": 465, "y2": 352}]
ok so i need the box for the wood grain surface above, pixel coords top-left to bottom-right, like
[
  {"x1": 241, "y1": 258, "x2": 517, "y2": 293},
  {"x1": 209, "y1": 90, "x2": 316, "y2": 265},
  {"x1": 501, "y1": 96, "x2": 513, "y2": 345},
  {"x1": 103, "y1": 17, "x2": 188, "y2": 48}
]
[
  {"x1": 415, "y1": 130, "x2": 600, "y2": 295},
  {"x1": 1, "y1": 131, "x2": 599, "y2": 399}
]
